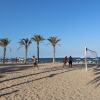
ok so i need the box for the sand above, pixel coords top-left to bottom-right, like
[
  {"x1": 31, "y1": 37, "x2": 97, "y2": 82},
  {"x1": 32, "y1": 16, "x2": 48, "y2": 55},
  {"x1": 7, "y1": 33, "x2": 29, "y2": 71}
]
[{"x1": 0, "y1": 63, "x2": 100, "y2": 100}]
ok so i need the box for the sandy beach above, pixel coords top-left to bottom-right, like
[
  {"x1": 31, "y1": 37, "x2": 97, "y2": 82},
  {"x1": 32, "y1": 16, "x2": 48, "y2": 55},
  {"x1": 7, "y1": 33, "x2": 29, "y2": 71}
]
[{"x1": 0, "y1": 63, "x2": 100, "y2": 100}]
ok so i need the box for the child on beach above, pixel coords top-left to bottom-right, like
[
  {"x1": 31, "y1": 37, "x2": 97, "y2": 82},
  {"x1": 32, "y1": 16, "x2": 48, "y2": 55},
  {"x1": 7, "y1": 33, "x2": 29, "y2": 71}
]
[
  {"x1": 32, "y1": 56, "x2": 39, "y2": 69},
  {"x1": 63, "y1": 56, "x2": 68, "y2": 68}
]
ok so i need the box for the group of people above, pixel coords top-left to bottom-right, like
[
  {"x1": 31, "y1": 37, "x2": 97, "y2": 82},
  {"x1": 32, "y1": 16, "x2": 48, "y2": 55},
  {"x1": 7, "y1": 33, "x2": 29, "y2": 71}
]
[
  {"x1": 15, "y1": 55, "x2": 72, "y2": 69},
  {"x1": 32, "y1": 55, "x2": 73, "y2": 69},
  {"x1": 63, "y1": 56, "x2": 73, "y2": 68}
]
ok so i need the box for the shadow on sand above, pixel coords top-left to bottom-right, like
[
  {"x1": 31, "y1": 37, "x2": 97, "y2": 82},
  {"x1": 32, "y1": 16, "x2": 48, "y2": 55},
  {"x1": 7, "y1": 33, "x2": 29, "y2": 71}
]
[
  {"x1": 0, "y1": 66, "x2": 76, "y2": 92},
  {"x1": 0, "y1": 90, "x2": 19, "y2": 97},
  {"x1": 0, "y1": 64, "x2": 84, "y2": 83},
  {"x1": 0, "y1": 63, "x2": 92, "y2": 95},
  {"x1": 0, "y1": 65, "x2": 64, "y2": 83},
  {"x1": 0, "y1": 64, "x2": 33, "y2": 74},
  {"x1": 88, "y1": 64, "x2": 100, "y2": 87}
]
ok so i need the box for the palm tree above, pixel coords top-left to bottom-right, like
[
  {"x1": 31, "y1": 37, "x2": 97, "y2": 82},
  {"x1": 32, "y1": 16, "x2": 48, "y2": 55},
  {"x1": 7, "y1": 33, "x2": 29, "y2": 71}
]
[
  {"x1": 0, "y1": 38, "x2": 10, "y2": 64},
  {"x1": 19, "y1": 38, "x2": 32, "y2": 64},
  {"x1": 31, "y1": 34, "x2": 44, "y2": 62},
  {"x1": 48, "y1": 36, "x2": 60, "y2": 63}
]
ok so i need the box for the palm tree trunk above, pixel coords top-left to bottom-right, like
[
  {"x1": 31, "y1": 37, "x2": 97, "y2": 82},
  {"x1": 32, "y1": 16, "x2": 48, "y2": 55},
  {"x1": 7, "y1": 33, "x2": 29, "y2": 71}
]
[
  {"x1": 3, "y1": 46, "x2": 6, "y2": 64},
  {"x1": 37, "y1": 43, "x2": 39, "y2": 63},
  {"x1": 53, "y1": 46, "x2": 55, "y2": 63},
  {"x1": 25, "y1": 46, "x2": 28, "y2": 64}
]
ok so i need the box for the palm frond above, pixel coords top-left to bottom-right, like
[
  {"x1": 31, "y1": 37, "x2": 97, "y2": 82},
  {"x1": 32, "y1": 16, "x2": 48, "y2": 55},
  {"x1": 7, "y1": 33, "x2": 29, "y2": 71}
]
[
  {"x1": 19, "y1": 38, "x2": 32, "y2": 47},
  {"x1": 0, "y1": 38, "x2": 10, "y2": 47},
  {"x1": 48, "y1": 36, "x2": 60, "y2": 46},
  {"x1": 31, "y1": 34, "x2": 45, "y2": 43}
]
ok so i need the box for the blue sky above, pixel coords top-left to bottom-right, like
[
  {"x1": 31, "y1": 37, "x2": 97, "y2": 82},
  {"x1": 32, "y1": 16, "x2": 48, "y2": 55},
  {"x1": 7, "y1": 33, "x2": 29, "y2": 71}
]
[{"x1": 0, "y1": 0, "x2": 100, "y2": 58}]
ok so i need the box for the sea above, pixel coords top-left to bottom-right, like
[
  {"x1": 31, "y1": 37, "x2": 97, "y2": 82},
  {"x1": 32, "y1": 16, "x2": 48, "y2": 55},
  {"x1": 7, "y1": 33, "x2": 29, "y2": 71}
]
[{"x1": 0, "y1": 57, "x2": 100, "y2": 64}]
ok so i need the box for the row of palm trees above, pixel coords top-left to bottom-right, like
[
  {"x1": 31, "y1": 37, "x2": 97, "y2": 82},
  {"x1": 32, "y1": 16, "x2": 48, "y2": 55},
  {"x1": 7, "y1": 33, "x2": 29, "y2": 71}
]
[{"x1": 0, "y1": 34, "x2": 60, "y2": 64}]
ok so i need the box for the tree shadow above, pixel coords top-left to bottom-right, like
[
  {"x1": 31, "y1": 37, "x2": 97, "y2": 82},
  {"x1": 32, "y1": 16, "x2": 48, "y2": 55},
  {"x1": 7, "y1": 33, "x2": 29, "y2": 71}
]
[
  {"x1": 0, "y1": 65, "x2": 72, "y2": 83},
  {"x1": 73, "y1": 64, "x2": 96, "y2": 69},
  {"x1": 87, "y1": 64, "x2": 100, "y2": 87},
  {"x1": 0, "y1": 64, "x2": 88, "y2": 92},
  {"x1": 0, "y1": 64, "x2": 33, "y2": 74},
  {"x1": 0, "y1": 90, "x2": 19, "y2": 97},
  {"x1": 0, "y1": 68, "x2": 75, "y2": 91},
  {"x1": 0, "y1": 74, "x2": 5, "y2": 78},
  {"x1": 0, "y1": 65, "x2": 81, "y2": 83}
]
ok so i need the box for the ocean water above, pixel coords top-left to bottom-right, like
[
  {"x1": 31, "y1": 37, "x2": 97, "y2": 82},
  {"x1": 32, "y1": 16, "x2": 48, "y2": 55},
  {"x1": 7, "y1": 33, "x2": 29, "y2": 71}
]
[{"x1": 0, "y1": 57, "x2": 99, "y2": 64}]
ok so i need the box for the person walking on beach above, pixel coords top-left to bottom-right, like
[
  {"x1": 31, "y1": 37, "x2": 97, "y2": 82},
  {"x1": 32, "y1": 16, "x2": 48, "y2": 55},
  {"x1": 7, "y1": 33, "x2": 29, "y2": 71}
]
[
  {"x1": 32, "y1": 56, "x2": 39, "y2": 69},
  {"x1": 18, "y1": 57, "x2": 21, "y2": 64},
  {"x1": 15, "y1": 57, "x2": 18, "y2": 64},
  {"x1": 68, "y1": 56, "x2": 73, "y2": 68},
  {"x1": 63, "y1": 56, "x2": 68, "y2": 68}
]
